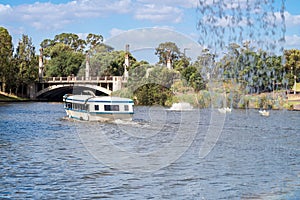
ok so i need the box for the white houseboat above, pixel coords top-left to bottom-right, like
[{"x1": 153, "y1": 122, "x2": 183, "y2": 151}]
[{"x1": 63, "y1": 94, "x2": 134, "y2": 121}]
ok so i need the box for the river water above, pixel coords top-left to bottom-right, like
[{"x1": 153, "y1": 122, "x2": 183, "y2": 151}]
[{"x1": 0, "y1": 102, "x2": 299, "y2": 199}]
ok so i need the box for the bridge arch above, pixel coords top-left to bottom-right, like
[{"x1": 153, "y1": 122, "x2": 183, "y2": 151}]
[{"x1": 35, "y1": 84, "x2": 112, "y2": 101}]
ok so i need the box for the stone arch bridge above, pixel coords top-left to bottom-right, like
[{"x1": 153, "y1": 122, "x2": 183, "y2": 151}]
[{"x1": 29, "y1": 76, "x2": 126, "y2": 101}]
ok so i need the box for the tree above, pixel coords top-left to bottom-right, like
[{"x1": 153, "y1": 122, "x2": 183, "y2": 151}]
[
  {"x1": 173, "y1": 56, "x2": 190, "y2": 72},
  {"x1": 147, "y1": 66, "x2": 179, "y2": 88},
  {"x1": 78, "y1": 49, "x2": 137, "y2": 77},
  {"x1": 53, "y1": 33, "x2": 86, "y2": 52},
  {"x1": 284, "y1": 49, "x2": 300, "y2": 88},
  {"x1": 41, "y1": 33, "x2": 85, "y2": 58},
  {"x1": 0, "y1": 27, "x2": 14, "y2": 92},
  {"x1": 41, "y1": 33, "x2": 104, "y2": 55},
  {"x1": 219, "y1": 43, "x2": 285, "y2": 93},
  {"x1": 181, "y1": 65, "x2": 206, "y2": 91},
  {"x1": 15, "y1": 34, "x2": 38, "y2": 96},
  {"x1": 125, "y1": 65, "x2": 177, "y2": 105},
  {"x1": 134, "y1": 83, "x2": 172, "y2": 106},
  {"x1": 155, "y1": 42, "x2": 181, "y2": 66},
  {"x1": 40, "y1": 33, "x2": 105, "y2": 77},
  {"x1": 86, "y1": 33, "x2": 103, "y2": 50},
  {"x1": 45, "y1": 43, "x2": 84, "y2": 77},
  {"x1": 196, "y1": 48, "x2": 216, "y2": 80}
]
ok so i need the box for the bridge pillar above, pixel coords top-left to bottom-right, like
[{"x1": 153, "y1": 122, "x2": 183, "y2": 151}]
[
  {"x1": 124, "y1": 44, "x2": 129, "y2": 80},
  {"x1": 166, "y1": 49, "x2": 172, "y2": 70},
  {"x1": 85, "y1": 53, "x2": 90, "y2": 80},
  {"x1": 112, "y1": 76, "x2": 122, "y2": 92},
  {"x1": 38, "y1": 48, "x2": 44, "y2": 81},
  {"x1": 27, "y1": 83, "x2": 37, "y2": 100}
]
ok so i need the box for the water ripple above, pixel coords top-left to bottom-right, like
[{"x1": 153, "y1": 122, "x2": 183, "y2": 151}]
[{"x1": 0, "y1": 103, "x2": 299, "y2": 199}]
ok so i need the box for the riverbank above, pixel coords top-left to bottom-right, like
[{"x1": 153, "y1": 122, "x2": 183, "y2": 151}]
[
  {"x1": 2, "y1": 89, "x2": 299, "y2": 111},
  {"x1": 166, "y1": 90, "x2": 300, "y2": 111},
  {"x1": 0, "y1": 91, "x2": 29, "y2": 102},
  {"x1": 287, "y1": 94, "x2": 300, "y2": 110}
]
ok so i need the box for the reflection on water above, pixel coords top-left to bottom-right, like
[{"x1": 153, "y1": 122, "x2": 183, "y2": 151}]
[{"x1": 0, "y1": 102, "x2": 299, "y2": 199}]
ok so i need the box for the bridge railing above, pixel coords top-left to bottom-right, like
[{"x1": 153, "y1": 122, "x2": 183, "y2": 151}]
[{"x1": 43, "y1": 76, "x2": 115, "y2": 83}]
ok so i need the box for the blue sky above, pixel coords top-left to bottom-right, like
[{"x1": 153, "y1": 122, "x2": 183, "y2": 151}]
[{"x1": 0, "y1": 0, "x2": 299, "y2": 62}]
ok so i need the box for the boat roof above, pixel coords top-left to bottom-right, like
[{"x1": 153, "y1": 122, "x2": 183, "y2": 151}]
[{"x1": 65, "y1": 95, "x2": 134, "y2": 104}]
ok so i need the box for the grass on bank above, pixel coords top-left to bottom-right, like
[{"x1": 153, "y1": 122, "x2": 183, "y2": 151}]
[{"x1": 0, "y1": 92, "x2": 28, "y2": 101}]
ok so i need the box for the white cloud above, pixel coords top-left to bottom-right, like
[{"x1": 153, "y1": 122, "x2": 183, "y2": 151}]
[
  {"x1": 285, "y1": 34, "x2": 300, "y2": 48},
  {"x1": 109, "y1": 28, "x2": 127, "y2": 38},
  {"x1": 134, "y1": 4, "x2": 183, "y2": 23},
  {"x1": 105, "y1": 28, "x2": 202, "y2": 62},
  {"x1": 0, "y1": 0, "x2": 132, "y2": 30},
  {"x1": 1, "y1": 0, "x2": 298, "y2": 37},
  {"x1": 241, "y1": 11, "x2": 300, "y2": 30},
  {"x1": 198, "y1": 0, "x2": 258, "y2": 10},
  {"x1": 282, "y1": 12, "x2": 300, "y2": 27},
  {"x1": 0, "y1": 4, "x2": 12, "y2": 14},
  {"x1": 0, "y1": 0, "x2": 190, "y2": 31},
  {"x1": 136, "y1": 0, "x2": 198, "y2": 8}
]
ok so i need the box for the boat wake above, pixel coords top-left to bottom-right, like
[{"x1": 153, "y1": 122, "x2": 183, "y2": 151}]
[
  {"x1": 113, "y1": 119, "x2": 143, "y2": 126},
  {"x1": 168, "y1": 102, "x2": 193, "y2": 111}
]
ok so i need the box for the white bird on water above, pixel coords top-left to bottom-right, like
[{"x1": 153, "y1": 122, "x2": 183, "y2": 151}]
[
  {"x1": 218, "y1": 107, "x2": 232, "y2": 114},
  {"x1": 259, "y1": 110, "x2": 270, "y2": 117}
]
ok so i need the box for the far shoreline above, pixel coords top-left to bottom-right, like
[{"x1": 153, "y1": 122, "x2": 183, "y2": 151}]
[{"x1": 1, "y1": 91, "x2": 299, "y2": 111}]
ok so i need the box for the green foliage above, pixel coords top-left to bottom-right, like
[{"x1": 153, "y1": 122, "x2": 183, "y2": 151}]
[
  {"x1": 134, "y1": 83, "x2": 172, "y2": 106},
  {"x1": 15, "y1": 34, "x2": 38, "y2": 95},
  {"x1": 1, "y1": 26, "x2": 300, "y2": 105},
  {"x1": 41, "y1": 33, "x2": 85, "y2": 53},
  {"x1": 45, "y1": 43, "x2": 84, "y2": 77},
  {"x1": 41, "y1": 32, "x2": 104, "y2": 55},
  {"x1": 125, "y1": 65, "x2": 178, "y2": 106},
  {"x1": 78, "y1": 50, "x2": 137, "y2": 77},
  {"x1": 155, "y1": 42, "x2": 181, "y2": 66},
  {"x1": 147, "y1": 66, "x2": 179, "y2": 88},
  {"x1": 195, "y1": 49, "x2": 215, "y2": 79},
  {"x1": 219, "y1": 43, "x2": 285, "y2": 93},
  {"x1": 173, "y1": 56, "x2": 190, "y2": 71},
  {"x1": 86, "y1": 33, "x2": 103, "y2": 50},
  {"x1": 41, "y1": 32, "x2": 103, "y2": 77},
  {"x1": 284, "y1": 49, "x2": 300, "y2": 87},
  {"x1": 181, "y1": 65, "x2": 206, "y2": 91},
  {"x1": 197, "y1": 90, "x2": 212, "y2": 108},
  {"x1": 0, "y1": 27, "x2": 14, "y2": 92}
]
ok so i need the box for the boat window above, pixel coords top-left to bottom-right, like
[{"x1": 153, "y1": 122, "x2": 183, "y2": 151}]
[
  {"x1": 124, "y1": 105, "x2": 129, "y2": 111},
  {"x1": 113, "y1": 105, "x2": 119, "y2": 111},
  {"x1": 65, "y1": 103, "x2": 72, "y2": 109},
  {"x1": 104, "y1": 105, "x2": 111, "y2": 111},
  {"x1": 95, "y1": 105, "x2": 99, "y2": 111},
  {"x1": 104, "y1": 105, "x2": 119, "y2": 111}
]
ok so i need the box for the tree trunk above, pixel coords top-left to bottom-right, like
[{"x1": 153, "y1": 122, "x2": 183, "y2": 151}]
[
  {"x1": 21, "y1": 84, "x2": 24, "y2": 97},
  {"x1": 2, "y1": 82, "x2": 6, "y2": 93}
]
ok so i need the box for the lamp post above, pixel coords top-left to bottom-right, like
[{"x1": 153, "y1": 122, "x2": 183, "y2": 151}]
[
  {"x1": 291, "y1": 66, "x2": 296, "y2": 94},
  {"x1": 166, "y1": 49, "x2": 172, "y2": 69},
  {"x1": 183, "y1": 48, "x2": 190, "y2": 58},
  {"x1": 294, "y1": 75, "x2": 297, "y2": 94},
  {"x1": 124, "y1": 44, "x2": 129, "y2": 80}
]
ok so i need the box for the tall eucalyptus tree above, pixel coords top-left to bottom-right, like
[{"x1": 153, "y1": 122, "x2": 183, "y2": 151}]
[
  {"x1": 15, "y1": 34, "x2": 38, "y2": 96},
  {"x1": 0, "y1": 27, "x2": 14, "y2": 92}
]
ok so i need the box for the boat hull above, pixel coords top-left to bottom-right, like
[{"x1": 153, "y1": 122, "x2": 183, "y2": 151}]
[
  {"x1": 66, "y1": 109, "x2": 133, "y2": 122},
  {"x1": 63, "y1": 94, "x2": 134, "y2": 122}
]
